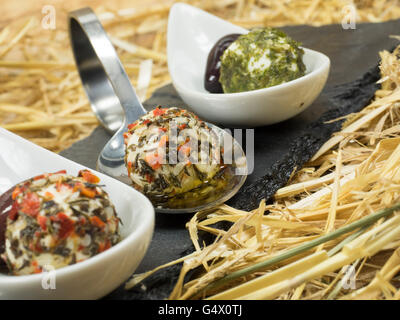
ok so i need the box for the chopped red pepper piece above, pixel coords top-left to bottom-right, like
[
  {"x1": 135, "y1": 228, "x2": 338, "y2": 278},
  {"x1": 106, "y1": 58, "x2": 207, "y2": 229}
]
[
  {"x1": 32, "y1": 260, "x2": 42, "y2": 274},
  {"x1": 123, "y1": 132, "x2": 129, "y2": 141},
  {"x1": 20, "y1": 192, "x2": 40, "y2": 218},
  {"x1": 37, "y1": 215, "x2": 47, "y2": 231},
  {"x1": 145, "y1": 152, "x2": 163, "y2": 170},
  {"x1": 52, "y1": 212, "x2": 74, "y2": 240},
  {"x1": 153, "y1": 107, "x2": 167, "y2": 117},
  {"x1": 158, "y1": 135, "x2": 168, "y2": 147},
  {"x1": 33, "y1": 174, "x2": 46, "y2": 181},
  {"x1": 44, "y1": 191, "x2": 54, "y2": 200},
  {"x1": 53, "y1": 170, "x2": 67, "y2": 175},
  {"x1": 73, "y1": 181, "x2": 96, "y2": 198},
  {"x1": 80, "y1": 187, "x2": 96, "y2": 198},
  {"x1": 79, "y1": 170, "x2": 100, "y2": 184},
  {"x1": 98, "y1": 240, "x2": 111, "y2": 253},
  {"x1": 127, "y1": 123, "x2": 137, "y2": 130},
  {"x1": 90, "y1": 216, "x2": 106, "y2": 229},
  {"x1": 73, "y1": 182, "x2": 83, "y2": 192},
  {"x1": 8, "y1": 201, "x2": 19, "y2": 220},
  {"x1": 12, "y1": 187, "x2": 21, "y2": 200}
]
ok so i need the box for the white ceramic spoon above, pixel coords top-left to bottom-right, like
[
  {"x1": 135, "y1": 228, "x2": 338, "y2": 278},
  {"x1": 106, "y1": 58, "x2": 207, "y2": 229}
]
[
  {"x1": 0, "y1": 127, "x2": 154, "y2": 299},
  {"x1": 167, "y1": 3, "x2": 331, "y2": 127}
]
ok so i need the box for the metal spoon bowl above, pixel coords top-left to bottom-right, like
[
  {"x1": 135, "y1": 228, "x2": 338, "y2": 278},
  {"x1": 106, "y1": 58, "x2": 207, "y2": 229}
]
[{"x1": 68, "y1": 8, "x2": 247, "y2": 213}]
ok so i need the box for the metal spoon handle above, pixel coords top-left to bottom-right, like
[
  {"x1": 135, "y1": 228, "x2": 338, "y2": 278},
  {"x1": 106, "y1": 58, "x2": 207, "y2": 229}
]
[{"x1": 68, "y1": 7, "x2": 146, "y2": 133}]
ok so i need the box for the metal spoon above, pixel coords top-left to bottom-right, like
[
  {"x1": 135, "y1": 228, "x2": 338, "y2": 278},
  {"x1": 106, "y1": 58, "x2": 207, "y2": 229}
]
[{"x1": 68, "y1": 8, "x2": 247, "y2": 213}]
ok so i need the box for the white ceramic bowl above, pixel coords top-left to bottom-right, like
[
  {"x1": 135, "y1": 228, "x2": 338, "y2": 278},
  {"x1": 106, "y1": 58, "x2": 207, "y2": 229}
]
[
  {"x1": 167, "y1": 3, "x2": 330, "y2": 127},
  {"x1": 0, "y1": 128, "x2": 154, "y2": 299}
]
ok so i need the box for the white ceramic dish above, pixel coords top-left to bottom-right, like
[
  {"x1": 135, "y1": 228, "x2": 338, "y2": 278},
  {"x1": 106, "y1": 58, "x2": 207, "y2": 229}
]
[
  {"x1": 167, "y1": 3, "x2": 330, "y2": 127},
  {"x1": 0, "y1": 127, "x2": 154, "y2": 299}
]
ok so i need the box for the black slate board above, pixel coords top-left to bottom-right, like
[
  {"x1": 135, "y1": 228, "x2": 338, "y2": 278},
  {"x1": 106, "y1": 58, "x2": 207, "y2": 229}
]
[{"x1": 60, "y1": 19, "x2": 400, "y2": 299}]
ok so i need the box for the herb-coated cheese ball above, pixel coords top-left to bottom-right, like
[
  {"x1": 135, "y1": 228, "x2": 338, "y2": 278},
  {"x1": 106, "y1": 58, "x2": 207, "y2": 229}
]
[
  {"x1": 219, "y1": 28, "x2": 306, "y2": 93},
  {"x1": 1, "y1": 170, "x2": 120, "y2": 275},
  {"x1": 124, "y1": 107, "x2": 223, "y2": 200}
]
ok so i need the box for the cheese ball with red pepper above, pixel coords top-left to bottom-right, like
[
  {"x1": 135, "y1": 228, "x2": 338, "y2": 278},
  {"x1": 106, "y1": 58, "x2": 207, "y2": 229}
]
[
  {"x1": 124, "y1": 107, "x2": 223, "y2": 200},
  {"x1": 1, "y1": 170, "x2": 120, "y2": 275}
]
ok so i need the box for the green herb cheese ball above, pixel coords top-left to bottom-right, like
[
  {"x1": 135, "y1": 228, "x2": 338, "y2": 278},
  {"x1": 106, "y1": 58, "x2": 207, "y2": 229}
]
[{"x1": 219, "y1": 28, "x2": 306, "y2": 93}]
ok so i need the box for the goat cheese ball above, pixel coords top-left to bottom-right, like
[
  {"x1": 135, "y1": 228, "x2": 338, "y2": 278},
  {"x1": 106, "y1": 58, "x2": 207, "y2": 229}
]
[
  {"x1": 124, "y1": 107, "x2": 223, "y2": 200},
  {"x1": 1, "y1": 170, "x2": 120, "y2": 275},
  {"x1": 219, "y1": 28, "x2": 306, "y2": 93}
]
